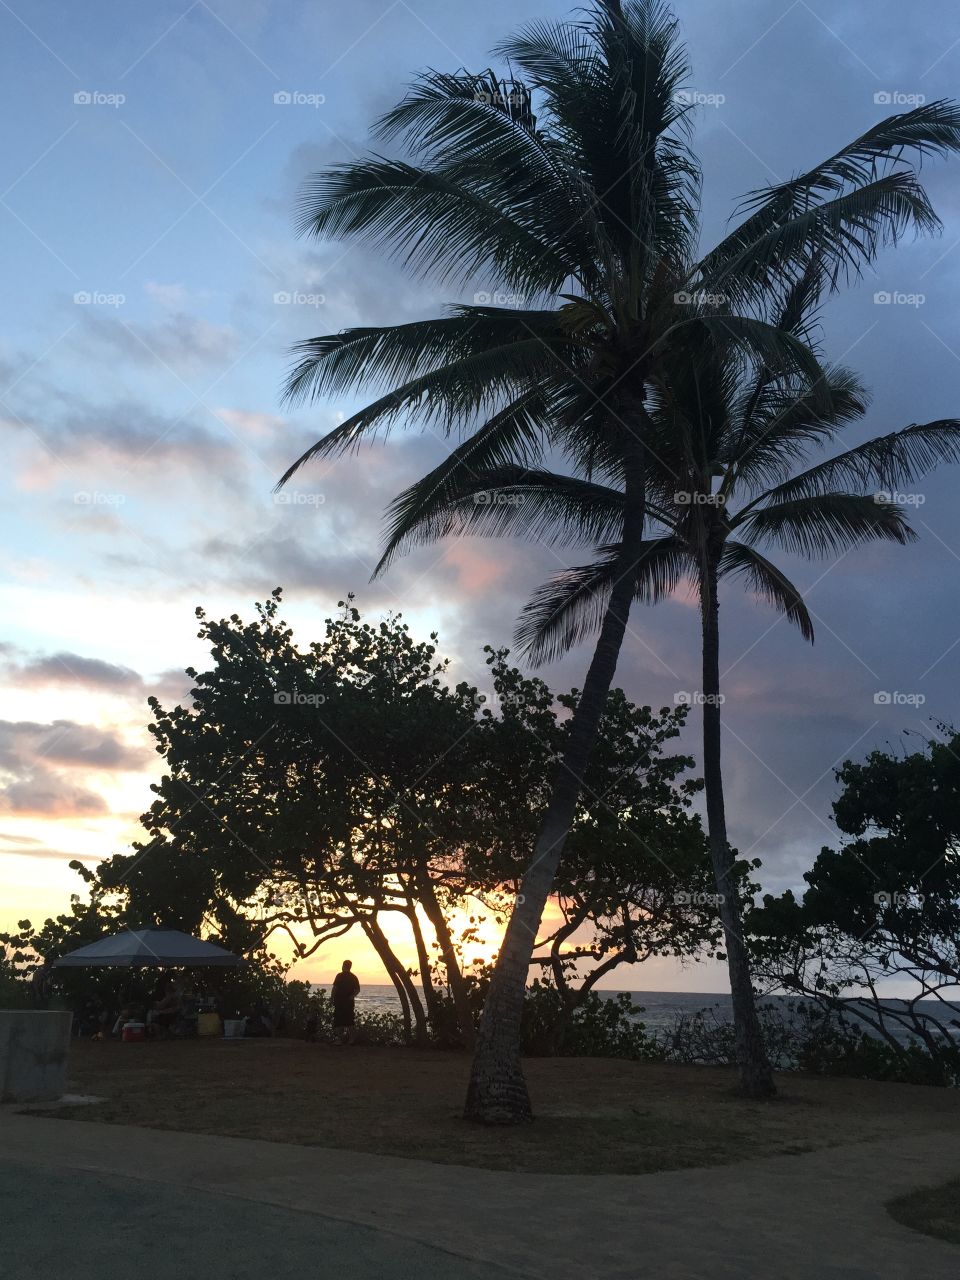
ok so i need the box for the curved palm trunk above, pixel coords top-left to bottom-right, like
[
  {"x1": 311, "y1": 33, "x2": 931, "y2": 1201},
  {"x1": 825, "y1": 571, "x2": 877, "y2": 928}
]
[
  {"x1": 465, "y1": 450, "x2": 646, "y2": 1124},
  {"x1": 700, "y1": 554, "x2": 776, "y2": 1097}
]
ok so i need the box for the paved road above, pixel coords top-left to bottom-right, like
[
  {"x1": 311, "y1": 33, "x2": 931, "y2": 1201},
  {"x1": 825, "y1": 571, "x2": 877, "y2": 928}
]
[
  {"x1": 2, "y1": 1110, "x2": 959, "y2": 1278},
  {"x1": 1, "y1": 1157, "x2": 518, "y2": 1280}
]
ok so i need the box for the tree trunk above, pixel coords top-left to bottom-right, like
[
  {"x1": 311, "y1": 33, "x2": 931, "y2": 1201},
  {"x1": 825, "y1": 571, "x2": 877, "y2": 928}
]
[
  {"x1": 362, "y1": 917, "x2": 429, "y2": 1045},
  {"x1": 415, "y1": 869, "x2": 476, "y2": 1048},
  {"x1": 700, "y1": 554, "x2": 776, "y2": 1097},
  {"x1": 464, "y1": 448, "x2": 646, "y2": 1123},
  {"x1": 406, "y1": 904, "x2": 443, "y2": 1034}
]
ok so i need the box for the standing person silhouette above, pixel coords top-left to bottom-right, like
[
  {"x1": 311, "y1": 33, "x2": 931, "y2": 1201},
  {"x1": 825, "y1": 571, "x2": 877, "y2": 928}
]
[{"x1": 331, "y1": 960, "x2": 360, "y2": 1044}]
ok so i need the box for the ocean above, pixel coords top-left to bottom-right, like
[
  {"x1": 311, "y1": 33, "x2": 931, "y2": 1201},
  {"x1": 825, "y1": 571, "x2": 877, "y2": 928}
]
[
  {"x1": 345, "y1": 985, "x2": 756, "y2": 1035},
  {"x1": 327, "y1": 983, "x2": 960, "y2": 1046}
]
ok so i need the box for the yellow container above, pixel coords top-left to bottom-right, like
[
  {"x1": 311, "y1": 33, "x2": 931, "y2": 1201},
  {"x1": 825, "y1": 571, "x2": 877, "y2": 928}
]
[{"x1": 197, "y1": 1011, "x2": 222, "y2": 1037}]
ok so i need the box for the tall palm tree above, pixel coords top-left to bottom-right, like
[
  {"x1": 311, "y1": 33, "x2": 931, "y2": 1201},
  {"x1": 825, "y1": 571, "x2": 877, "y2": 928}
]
[
  {"x1": 279, "y1": 0, "x2": 960, "y2": 1120},
  {"x1": 380, "y1": 282, "x2": 960, "y2": 1094}
]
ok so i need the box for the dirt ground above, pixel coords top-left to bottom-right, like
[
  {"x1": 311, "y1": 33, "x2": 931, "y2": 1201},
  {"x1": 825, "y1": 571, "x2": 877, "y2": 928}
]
[
  {"x1": 888, "y1": 1177, "x2": 960, "y2": 1246},
  {"x1": 46, "y1": 1038, "x2": 960, "y2": 1175}
]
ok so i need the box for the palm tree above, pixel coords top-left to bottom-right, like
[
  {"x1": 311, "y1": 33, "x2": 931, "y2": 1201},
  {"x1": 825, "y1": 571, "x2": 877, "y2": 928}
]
[
  {"x1": 279, "y1": 0, "x2": 960, "y2": 1120},
  {"x1": 380, "y1": 283, "x2": 960, "y2": 1094}
]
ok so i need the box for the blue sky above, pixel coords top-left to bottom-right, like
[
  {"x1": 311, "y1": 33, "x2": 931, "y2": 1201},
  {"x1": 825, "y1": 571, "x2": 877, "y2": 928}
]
[{"x1": 2, "y1": 0, "x2": 960, "y2": 988}]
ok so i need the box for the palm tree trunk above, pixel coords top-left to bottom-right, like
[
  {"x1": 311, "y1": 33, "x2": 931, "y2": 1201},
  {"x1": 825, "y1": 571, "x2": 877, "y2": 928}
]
[
  {"x1": 700, "y1": 554, "x2": 776, "y2": 1097},
  {"x1": 464, "y1": 448, "x2": 646, "y2": 1124}
]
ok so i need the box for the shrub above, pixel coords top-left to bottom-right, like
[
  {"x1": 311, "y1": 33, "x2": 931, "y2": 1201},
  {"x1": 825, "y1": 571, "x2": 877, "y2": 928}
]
[{"x1": 520, "y1": 980, "x2": 658, "y2": 1059}]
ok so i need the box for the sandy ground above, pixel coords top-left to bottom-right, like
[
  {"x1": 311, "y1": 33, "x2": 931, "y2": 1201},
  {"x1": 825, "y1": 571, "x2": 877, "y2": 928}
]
[{"x1": 45, "y1": 1036, "x2": 960, "y2": 1175}]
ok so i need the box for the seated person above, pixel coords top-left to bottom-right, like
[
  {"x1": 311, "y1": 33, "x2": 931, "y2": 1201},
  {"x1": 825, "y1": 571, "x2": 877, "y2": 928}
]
[
  {"x1": 111, "y1": 996, "x2": 144, "y2": 1036},
  {"x1": 244, "y1": 1003, "x2": 275, "y2": 1038},
  {"x1": 172, "y1": 984, "x2": 200, "y2": 1036},
  {"x1": 147, "y1": 979, "x2": 182, "y2": 1034},
  {"x1": 74, "y1": 995, "x2": 105, "y2": 1038}
]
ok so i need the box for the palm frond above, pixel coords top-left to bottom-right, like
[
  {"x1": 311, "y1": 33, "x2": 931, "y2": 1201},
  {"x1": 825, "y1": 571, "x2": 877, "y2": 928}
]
[
  {"x1": 296, "y1": 157, "x2": 577, "y2": 295},
  {"x1": 719, "y1": 541, "x2": 814, "y2": 642},
  {"x1": 734, "y1": 493, "x2": 917, "y2": 557},
  {"x1": 516, "y1": 535, "x2": 693, "y2": 665},
  {"x1": 281, "y1": 307, "x2": 574, "y2": 407},
  {"x1": 754, "y1": 420, "x2": 960, "y2": 503},
  {"x1": 375, "y1": 73, "x2": 602, "y2": 292},
  {"x1": 498, "y1": 0, "x2": 701, "y2": 274},
  {"x1": 703, "y1": 172, "x2": 939, "y2": 305},
  {"x1": 376, "y1": 466, "x2": 624, "y2": 575},
  {"x1": 664, "y1": 314, "x2": 831, "y2": 411},
  {"x1": 701, "y1": 101, "x2": 960, "y2": 303},
  {"x1": 727, "y1": 365, "x2": 870, "y2": 493}
]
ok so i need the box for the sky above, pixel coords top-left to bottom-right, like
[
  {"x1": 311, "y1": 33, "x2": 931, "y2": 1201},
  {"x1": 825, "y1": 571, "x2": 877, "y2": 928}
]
[{"x1": 1, "y1": 0, "x2": 959, "y2": 992}]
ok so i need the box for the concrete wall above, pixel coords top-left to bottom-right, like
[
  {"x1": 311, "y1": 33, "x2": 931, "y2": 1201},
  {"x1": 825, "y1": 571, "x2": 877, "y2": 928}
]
[{"x1": 0, "y1": 1010, "x2": 72, "y2": 1103}]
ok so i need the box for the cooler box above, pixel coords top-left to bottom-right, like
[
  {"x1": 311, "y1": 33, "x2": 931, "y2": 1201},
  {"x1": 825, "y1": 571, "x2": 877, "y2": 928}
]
[
  {"x1": 121, "y1": 1022, "x2": 146, "y2": 1042},
  {"x1": 198, "y1": 1011, "x2": 222, "y2": 1037}
]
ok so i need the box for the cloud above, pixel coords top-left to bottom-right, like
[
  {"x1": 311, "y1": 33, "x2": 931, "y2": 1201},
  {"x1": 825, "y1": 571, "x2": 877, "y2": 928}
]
[
  {"x1": 4, "y1": 652, "x2": 144, "y2": 692},
  {"x1": 0, "y1": 719, "x2": 150, "y2": 819},
  {"x1": 144, "y1": 282, "x2": 191, "y2": 308},
  {"x1": 0, "y1": 831, "x2": 102, "y2": 863},
  {"x1": 146, "y1": 668, "x2": 197, "y2": 708},
  {"x1": 76, "y1": 311, "x2": 240, "y2": 378},
  {"x1": 0, "y1": 647, "x2": 195, "y2": 711},
  {"x1": 0, "y1": 776, "x2": 108, "y2": 818},
  {"x1": 3, "y1": 0, "x2": 960, "y2": 920},
  {"x1": 215, "y1": 408, "x2": 287, "y2": 439},
  {"x1": 0, "y1": 720, "x2": 149, "y2": 772},
  {"x1": 11, "y1": 398, "x2": 257, "y2": 497}
]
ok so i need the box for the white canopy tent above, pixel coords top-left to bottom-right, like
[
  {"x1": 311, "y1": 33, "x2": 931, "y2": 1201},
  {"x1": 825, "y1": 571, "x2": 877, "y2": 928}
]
[{"x1": 52, "y1": 927, "x2": 244, "y2": 968}]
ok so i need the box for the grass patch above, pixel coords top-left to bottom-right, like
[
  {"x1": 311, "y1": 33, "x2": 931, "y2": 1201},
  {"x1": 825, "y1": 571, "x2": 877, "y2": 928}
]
[
  {"x1": 42, "y1": 1039, "x2": 960, "y2": 1176},
  {"x1": 888, "y1": 1178, "x2": 960, "y2": 1246}
]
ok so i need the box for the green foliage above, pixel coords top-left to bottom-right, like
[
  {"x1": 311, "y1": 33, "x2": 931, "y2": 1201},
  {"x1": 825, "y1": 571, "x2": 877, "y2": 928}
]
[
  {"x1": 222, "y1": 975, "x2": 407, "y2": 1045},
  {"x1": 519, "y1": 979, "x2": 658, "y2": 1060},
  {"x1": 753, "y1": 726, "x2": 960, "y2": 1076},
  {"x1": 794, "y1": 1017, "x2": 960, "y2": 1088},
  {"x1": 651, "y1": 1001, "x2": 805, "y2": 1070},
  {"x1": 650, "y1": 1000, "x2": 960, "y2": 1086},
  {"x1": 96, "y1": 594, "x2": 711, "y2": 1043},
  {"x1": 0, "y1": 950, "x2": 31, "y2": 1008}
]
